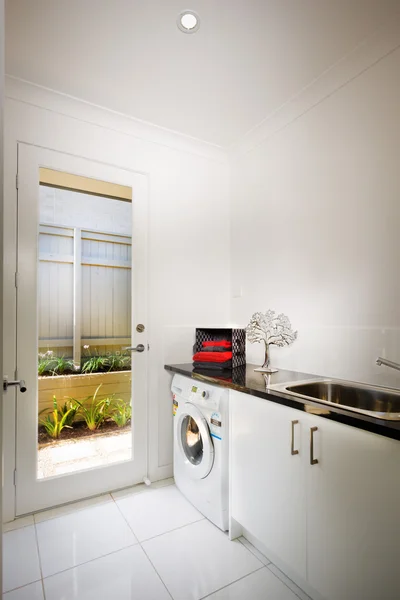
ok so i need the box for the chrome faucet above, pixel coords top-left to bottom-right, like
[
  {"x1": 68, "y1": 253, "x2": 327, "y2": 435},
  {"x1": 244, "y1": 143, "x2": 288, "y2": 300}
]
[{"x1": 376, "y1": 357, "x2": 400, "y2": 372}]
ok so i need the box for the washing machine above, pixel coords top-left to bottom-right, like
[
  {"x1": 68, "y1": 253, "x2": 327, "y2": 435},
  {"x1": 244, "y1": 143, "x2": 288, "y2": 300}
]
[{"x1": 171, "y1": 373, "x2": 229, "y2": 531}]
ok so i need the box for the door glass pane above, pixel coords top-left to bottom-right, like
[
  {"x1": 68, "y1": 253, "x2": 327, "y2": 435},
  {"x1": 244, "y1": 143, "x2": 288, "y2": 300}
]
[
  {"x1": 181, "y1": 415, "x2": 203, "y2": 465},
  {"x1": 37, "y1": 178, "x2": 133, "y2": 479}
]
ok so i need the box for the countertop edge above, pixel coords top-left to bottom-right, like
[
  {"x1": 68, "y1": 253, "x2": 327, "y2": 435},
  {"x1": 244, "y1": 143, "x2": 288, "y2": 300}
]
[{"x1": 165, "y1": 364, "x2": 400, "y2": 441}]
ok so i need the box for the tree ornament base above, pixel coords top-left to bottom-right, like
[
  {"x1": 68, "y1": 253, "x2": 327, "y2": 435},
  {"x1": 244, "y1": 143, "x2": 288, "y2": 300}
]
[{"x1": 254, "y1": 366, "x2": 278, "y2": 373}]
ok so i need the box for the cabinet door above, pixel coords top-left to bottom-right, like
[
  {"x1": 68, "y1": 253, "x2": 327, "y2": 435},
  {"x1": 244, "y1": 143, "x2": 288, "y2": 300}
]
[
  {"x1": 231, "y1": 391, "x2": 307, "y2": 580},
  {"x1": 306, "y1": 417, "x2": 400, "y2": 600}
]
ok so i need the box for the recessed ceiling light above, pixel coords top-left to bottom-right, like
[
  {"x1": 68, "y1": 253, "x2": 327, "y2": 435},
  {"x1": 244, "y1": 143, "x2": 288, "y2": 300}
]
[{"x1": 177, "y1": 10, "x2": 200, "y2": 34}]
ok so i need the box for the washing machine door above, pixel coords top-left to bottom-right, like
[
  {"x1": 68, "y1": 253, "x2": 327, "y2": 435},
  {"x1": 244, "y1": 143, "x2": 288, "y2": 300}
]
[{"x1": 177, "y1": 402, "x2": 214, "y2": 480}]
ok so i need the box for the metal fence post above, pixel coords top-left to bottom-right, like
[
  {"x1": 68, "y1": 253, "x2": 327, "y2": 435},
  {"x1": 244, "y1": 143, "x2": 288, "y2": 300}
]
[{"x1": 73, "y1": 228, "x2": 82, "y2": 367}]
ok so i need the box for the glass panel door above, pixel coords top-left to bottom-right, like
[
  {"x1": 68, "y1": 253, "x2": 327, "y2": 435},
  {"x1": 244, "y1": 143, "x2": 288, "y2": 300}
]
[
  {"x1": 37, "y1": 186, "x2": 133, "y2": 478},
  {"x1": 15, "y1": 144, "x2": 148, "y2": 515}
]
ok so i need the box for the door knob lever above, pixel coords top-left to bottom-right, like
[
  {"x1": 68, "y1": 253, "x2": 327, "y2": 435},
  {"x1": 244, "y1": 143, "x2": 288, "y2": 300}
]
[
  {"x1": 3, "y1": 378, "x2": 27, "y2": 393},
  {"x1": 124, "y1": 344, "x2": 145, "y2": 353}
]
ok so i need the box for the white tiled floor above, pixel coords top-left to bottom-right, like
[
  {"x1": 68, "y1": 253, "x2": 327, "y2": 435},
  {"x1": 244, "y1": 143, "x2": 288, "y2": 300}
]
[
  {"x1": 115, "y1": 484, "x2": 203, "y2": 541},
  {"x1": 3, "y1": 581, "x2": 44, "y2": 600},
  {"x1": 3, "y1": 480, "x2": 310, "y2": 600},
  {"x1": 205, "y1": 567, "x2": 302, "y2": 599},
  {"x1": 3, "y1": 526, "x2": 41, "y2": 593},
  {"x1": 36, "y1": 502, "x2": 138, "y2": 578}
]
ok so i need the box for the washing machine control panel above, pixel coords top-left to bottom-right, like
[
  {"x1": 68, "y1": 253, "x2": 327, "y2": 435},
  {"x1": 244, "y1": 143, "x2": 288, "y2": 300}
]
[{"x1": 189, "y1": 384, "x2": 218, "y2": 410}]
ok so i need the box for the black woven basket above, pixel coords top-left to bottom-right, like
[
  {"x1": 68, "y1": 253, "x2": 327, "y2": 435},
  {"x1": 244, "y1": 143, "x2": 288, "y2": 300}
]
[{"x1": 194, "y1": 328, "x2": 246, "y2": 368}]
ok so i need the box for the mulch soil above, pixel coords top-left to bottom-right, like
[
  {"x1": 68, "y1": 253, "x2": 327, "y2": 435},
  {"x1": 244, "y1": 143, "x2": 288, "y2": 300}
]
[{"x1": 38, "y1": 420, "x2": 131, "y2": 448}]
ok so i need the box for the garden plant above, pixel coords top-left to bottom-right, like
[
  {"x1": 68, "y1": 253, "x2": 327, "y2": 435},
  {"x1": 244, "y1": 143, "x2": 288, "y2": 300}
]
[{"x1": 39, "y1": 384, "x2": 132, "y2": 440}]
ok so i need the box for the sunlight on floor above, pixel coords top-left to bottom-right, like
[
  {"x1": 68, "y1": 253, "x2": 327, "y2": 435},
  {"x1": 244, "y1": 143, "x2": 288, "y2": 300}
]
[{"x1": 38, "y1": 430, "x2": 132, "y2": 478}]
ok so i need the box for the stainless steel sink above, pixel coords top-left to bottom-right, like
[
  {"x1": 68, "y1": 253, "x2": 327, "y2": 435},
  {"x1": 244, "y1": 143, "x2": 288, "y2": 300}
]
[{"x1": 269, "y1": 379, "x2": 400, "y2": 420}]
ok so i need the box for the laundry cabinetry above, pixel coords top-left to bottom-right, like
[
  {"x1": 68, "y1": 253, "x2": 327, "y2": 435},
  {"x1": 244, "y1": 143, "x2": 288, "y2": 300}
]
[
  {"x1": 230, "y1": 393, "x2": 307, "y2": 581},
  {"x1": 230, "y1": 390, "x2": 400, "y2": 600}
]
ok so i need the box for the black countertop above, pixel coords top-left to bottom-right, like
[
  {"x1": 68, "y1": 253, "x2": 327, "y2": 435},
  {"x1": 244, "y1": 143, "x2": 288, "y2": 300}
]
[{"x1": 164, "y1": 363, "x2": 400, "y2": 441}]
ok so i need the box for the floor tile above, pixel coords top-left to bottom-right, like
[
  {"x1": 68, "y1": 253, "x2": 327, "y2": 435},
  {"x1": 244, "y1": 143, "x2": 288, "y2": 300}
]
[
  {"x1": 116, "y1": 484, "x2": 203, "y2": 541},
  {"x1": 3, "y1": 526, "x2": 41, "y2": 593},
  {"x1": 205, "y1": 567, "x2": 299, "y2": 599},
  {"x1": 142, "y1": 519, "x2": 262, "y2": 600},
  {"x1": 238, "y1": 536, "x2": 271, "y2": 566},
  {"x1": 112, "y1": 477, "x2": 174, "y2": 500},
  {"x1": 44, "y1": 545, "x2": 170, "y2": 600},
  {"x1": 3, "y1": 515, "x2": 35, "y2": 533},
  {"x1": 267, "y1": 564, "x2": 312, "y2": 600},
  {"x1": 3, "y1": 581, "x2": 44, "y2": 600},
  {"x1": 36, "y1": 502, "x2": 137, "y2": 578},
  {"x1": 34, "y1": 493, "x2": 113, "y2": 524}
]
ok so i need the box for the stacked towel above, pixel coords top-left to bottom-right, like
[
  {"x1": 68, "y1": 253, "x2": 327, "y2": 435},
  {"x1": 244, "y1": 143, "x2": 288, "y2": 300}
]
[
  {"x1": 193, "y1": 360, "x2": 232, "y2": 370},
  {"x1": 203, "y1": 341, "x2": 231, "y2": 349},
  {"x1": 192, "y1": 340, "x2": 232, "y2": 371},
  {"x1": 193, "y1": 351, "x2": 232, "y2": 362}
]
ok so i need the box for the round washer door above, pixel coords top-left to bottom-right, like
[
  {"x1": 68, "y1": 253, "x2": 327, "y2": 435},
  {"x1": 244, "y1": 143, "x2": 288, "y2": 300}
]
[{"x1": 177, "y1": 402, "x2": 214, "y2": 480}]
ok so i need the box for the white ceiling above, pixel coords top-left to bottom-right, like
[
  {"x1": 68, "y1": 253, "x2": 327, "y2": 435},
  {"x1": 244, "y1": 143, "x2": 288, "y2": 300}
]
[{"x1": 5, "y1": 0, "x2": 398, "y2": 146}]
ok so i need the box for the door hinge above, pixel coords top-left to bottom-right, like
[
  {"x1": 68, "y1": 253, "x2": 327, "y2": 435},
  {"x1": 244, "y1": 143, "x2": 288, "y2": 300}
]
[
  {"x1": 15, "y1": 174, "x2": 19, "y2": 190},
  {"x1": 13, "y1": 469, "x2": 17, "y2": 486},
  {"x1": 15, "y1": 272, "x2": 19, "y2": 288}
]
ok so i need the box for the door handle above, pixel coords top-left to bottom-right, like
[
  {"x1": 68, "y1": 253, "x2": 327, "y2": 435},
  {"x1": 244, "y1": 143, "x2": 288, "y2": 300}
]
[
  {"x1": 291, "y1": 419, "x2": 299, "y2": 455},
  {"x1": 3, "y1": 378, "x2": 27, "y2": 393},
  {"x1": 310, "y1": 426, "x2": 318, "y2": 465},
  {"x1": 124, "y1": 344, "x2": 145, "y2": 353}
]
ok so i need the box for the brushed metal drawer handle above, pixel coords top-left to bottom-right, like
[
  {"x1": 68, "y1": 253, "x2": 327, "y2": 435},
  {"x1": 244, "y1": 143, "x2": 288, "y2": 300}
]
[
  {"x1": 291, "y1": 419, "x2": 299, "y2": 455},
  {"x1": 310, "y1": 426, "x2": 318, "y2": 465}
]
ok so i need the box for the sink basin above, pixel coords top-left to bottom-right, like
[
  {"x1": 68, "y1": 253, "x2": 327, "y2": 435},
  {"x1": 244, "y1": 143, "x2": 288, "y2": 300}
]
[{"x1": 270, "y1": 379, "x2": 400, "y2": 420}]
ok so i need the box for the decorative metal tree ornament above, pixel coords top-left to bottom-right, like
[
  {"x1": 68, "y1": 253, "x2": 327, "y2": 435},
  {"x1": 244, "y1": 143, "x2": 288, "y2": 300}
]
[{"x1": 245, "y1": 310, "x2": 298, "y2": 373}]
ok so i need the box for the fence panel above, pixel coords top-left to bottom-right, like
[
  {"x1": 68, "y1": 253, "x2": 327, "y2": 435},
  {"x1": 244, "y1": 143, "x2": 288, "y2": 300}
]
[
  {"x1": 38, "y1": 224, "x2": 132, "y2": 361},
  {"x1": 38, "y1": 230, "x2": 74, "y2": 346}
]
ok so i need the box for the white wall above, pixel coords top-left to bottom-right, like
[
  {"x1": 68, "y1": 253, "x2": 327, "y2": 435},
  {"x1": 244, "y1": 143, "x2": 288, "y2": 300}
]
[
  {"x1": 230, "y1": 18, "x2": 400, "y2": 389},
  {"x1": 3, "y1": 77, "x2": 230, "y2": 520}
]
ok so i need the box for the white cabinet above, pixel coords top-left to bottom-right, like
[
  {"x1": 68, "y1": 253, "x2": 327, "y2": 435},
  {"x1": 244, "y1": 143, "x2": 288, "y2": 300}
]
[
  {"x1": 230, "y1": 391, "x2": 307, "y2": 581},
  {"x1": 230, "y1": 390, "x2": 400, "y2": 600},
  {"x1": 306, "y1": 417, "x2": 400, "y2": 600}
]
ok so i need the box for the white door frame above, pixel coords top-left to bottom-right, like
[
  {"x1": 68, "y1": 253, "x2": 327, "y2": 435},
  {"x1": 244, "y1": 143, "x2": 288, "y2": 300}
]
[
  {"x1": 14, "y1": 143, "x2": 149, "y2": 515},
  {"x1": 0, "y1": 0, "x2": 5, "y2": 589}
]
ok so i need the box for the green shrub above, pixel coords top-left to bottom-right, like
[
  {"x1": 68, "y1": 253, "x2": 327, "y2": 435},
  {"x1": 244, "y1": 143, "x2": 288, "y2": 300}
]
[
  {"x1": 58, "y1": 400, "x2": 79, "y2": 427},
  {"x1": 38, "y1": 351, "x2": 75, "y2": 376},
  {"x1": 81, "y1": 355, "x2": 109, "y2": 374},
  {"x1": 104, "y1": 353, "x2": 131, "y2": 372},
  {"x1": 38, "y1": 346, "x2": 131, "y2": 376},
  {"x1": 81, "y1": 346, "x2": 131, "y2": 374},
  {"x1": 50, "y1": 356, "x2": 75, "y2": 375},
  {"x1": 38, "y1": 353, "x2": 54, "y2": 376},
  {"x1": 74, "y1": 384, "x2": 112, "y2": 431},
  {"x1": 39, "y1": 396, "x2": 77, "y2": 439},
  {"x1": 110, "y1": 400, "x2": 132, "y2": 427}
]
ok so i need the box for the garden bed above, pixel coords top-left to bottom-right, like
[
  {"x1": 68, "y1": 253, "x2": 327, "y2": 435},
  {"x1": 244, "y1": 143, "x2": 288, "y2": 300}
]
[
  {"x1": 38, "y1": 419, "x2": 131, "y2": 448},
  {"x1": 38, "y1": 370, "x2": 131, "y2": 415}
]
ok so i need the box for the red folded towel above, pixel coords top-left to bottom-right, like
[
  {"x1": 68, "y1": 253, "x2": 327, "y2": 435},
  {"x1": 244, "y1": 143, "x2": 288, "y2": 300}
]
[
  {"x1": 193, "y1": 351, "x2": 233, "y2": 363},
  {"x1": 202, "y1": 340, "x2": 232, "y2": 348}
]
